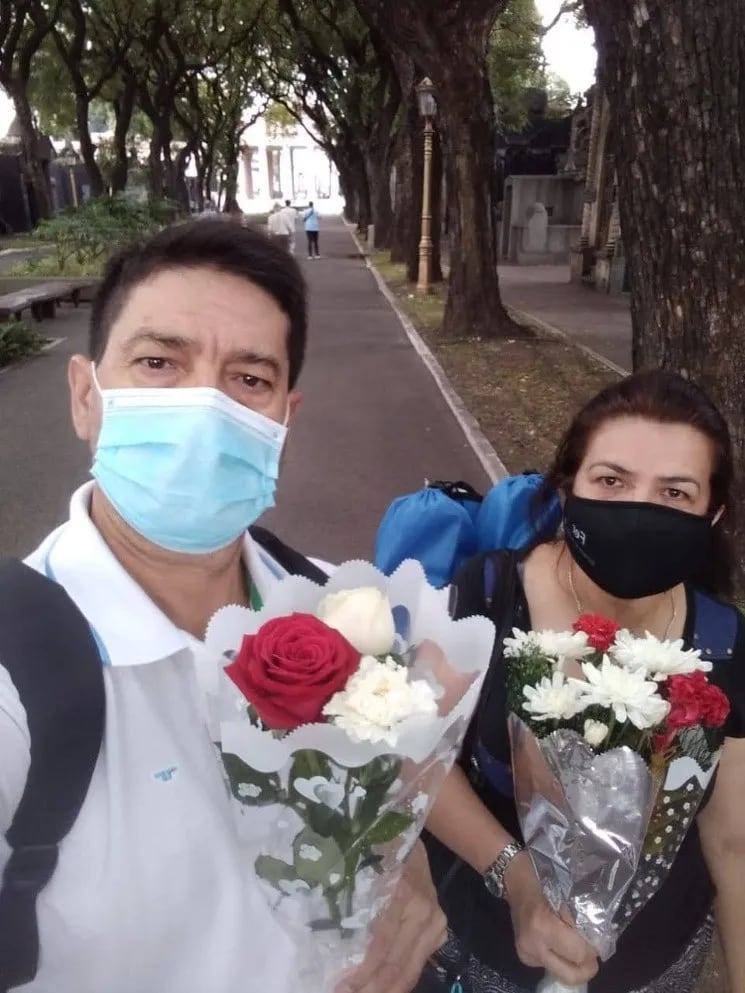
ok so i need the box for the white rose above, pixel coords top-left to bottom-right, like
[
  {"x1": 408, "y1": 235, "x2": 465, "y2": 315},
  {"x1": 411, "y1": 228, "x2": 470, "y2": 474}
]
[
  {"x1": 522, "y1": 671, "x2": 586, "y2": 722},
  {"x1": 570, "y1": 657, "x2": 671, "y2": 730},
  {"x1": 323, "y1": 656, "x2": 438, "y2": 746},
  {"x1": 583, "y1": 719, "x2": 609, "y2": 748},
  {"x1": 316, "y1": 587, "x2": 396, "y2": 656}
]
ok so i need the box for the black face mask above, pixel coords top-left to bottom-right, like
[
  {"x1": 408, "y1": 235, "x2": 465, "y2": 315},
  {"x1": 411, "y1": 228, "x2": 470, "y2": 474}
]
[{"x1": 563, "y1": 494, "x2": 713, "y2": 600}]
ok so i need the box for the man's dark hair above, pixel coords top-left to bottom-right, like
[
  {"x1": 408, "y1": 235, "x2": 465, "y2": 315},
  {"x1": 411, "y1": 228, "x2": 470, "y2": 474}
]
[
  {"x1": 89, "y1": 218, "x2": 308, "y2": 388},
  {"x1": 284, "y1": 199, "x2": 291, "y2": 207}
]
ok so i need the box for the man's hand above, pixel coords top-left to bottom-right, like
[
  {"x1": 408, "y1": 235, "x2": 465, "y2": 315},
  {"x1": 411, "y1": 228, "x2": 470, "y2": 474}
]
[{"x1": 337, "y1": 841, "x2": 447, "y2": 993}]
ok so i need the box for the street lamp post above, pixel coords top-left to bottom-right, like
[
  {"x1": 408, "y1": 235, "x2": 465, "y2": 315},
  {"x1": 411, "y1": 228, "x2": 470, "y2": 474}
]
[
  {"x1": 415, "y1": 77, "x2": 437, "y2": 296},
  {"x1": 59, "y1": 144, "x2": 79, "y2": 208}
]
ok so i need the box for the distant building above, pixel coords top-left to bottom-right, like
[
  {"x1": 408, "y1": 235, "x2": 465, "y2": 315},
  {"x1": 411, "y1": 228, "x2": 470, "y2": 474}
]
[{"x1": 237, "y1": 115, "x2": 341, "y2": 214}]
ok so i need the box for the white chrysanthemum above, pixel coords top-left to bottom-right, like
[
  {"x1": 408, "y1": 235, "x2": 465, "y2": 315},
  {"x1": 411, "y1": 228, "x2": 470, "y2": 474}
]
[
  {"x1": 583, "y1": 719, "x2": 609, "y2": 748},
  {"x1": 504, "y1": 627, "x2": 591, "y2": 667},
  {"x1": 610, "y1": 629, "x2": 711, "y2": 680},
  {"x1": 522, "y1": 671, "x2": 587, "y2": 722},
  {"x1": 570, "y1": 657, "x2": 670, "y2": 730},
  {"x1": 503, "y1": 628, "x2": 539, "y2": 658},
  {"x1": 323, "y1": 656, "x2": 438, "y2": 746}
]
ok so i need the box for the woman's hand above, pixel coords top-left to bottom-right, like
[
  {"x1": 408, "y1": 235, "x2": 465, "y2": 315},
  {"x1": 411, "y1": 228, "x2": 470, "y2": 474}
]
[{"x1": 505, "y1": 853, "x2": 599, "y2": 987}]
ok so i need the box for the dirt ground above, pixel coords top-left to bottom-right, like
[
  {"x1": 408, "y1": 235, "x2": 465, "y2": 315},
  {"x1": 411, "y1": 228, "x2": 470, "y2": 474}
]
[{"x1": 371, "y1": 253, "x2": 729, "y2": 993}]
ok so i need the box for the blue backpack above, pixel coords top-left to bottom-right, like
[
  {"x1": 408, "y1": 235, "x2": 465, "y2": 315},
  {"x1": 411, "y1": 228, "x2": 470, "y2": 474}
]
[{"x1": 374, "y1": 473, "x2": 562, "y2": 587}]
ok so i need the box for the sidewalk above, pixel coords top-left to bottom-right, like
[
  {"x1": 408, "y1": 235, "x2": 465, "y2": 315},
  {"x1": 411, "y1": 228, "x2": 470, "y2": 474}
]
[
  {"x1": 0, "y1": 217, "x2": 490, "y2": 561},
  {"x1": 498, "y1": 264, "x2": 632, "y2": 373}
]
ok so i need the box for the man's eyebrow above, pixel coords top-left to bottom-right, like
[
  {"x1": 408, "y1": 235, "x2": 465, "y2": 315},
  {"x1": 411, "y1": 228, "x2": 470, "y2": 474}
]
[
  {"x1": 121, "y1": 329, "x2": 283, "y2": 377},
  {"x1": 658, "y1": 474, "x2": 701, "y2": 489},
  {"x1": 588, "y1": 461, "x2": 633, "y2": 475},
  {"x1": 227, "y1": 350, "x2": 282, "y2": 377},
  {"x1": 121, "y1": 329, "x2": 193, "y2": 355}
]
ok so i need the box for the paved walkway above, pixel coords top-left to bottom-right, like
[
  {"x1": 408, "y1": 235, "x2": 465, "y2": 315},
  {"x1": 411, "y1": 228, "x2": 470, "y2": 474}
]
[
  {"x1": 498, "y1": 264, "x2": 632, "y2": 372},
  {"x1": 0, "y1": 218, "x2": 490, "y2": 561}
]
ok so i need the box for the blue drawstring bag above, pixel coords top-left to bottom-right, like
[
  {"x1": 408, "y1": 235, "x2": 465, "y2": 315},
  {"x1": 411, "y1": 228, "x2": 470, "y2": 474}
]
[
  {"x1": 475, "y1": 472, "x2": 561, "y2": 553},
  {"x1": 374, "y1": 473, "x2": 562, "y2": 588},
  {"x1": 374, "y1": 481, "x2": 482, "y2": 589}
]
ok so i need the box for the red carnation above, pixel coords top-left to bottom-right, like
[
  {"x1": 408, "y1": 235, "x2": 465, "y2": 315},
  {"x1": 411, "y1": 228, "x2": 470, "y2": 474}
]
[
  {"x1": 665, "y1": 671, "x2": 730, "y2": 731},
  {"x1": 225, "y1": 614, "x2": 361, "y2": 731},
  {"x1": 573, "y1": 614, "x2": 622, "y2": 654}
]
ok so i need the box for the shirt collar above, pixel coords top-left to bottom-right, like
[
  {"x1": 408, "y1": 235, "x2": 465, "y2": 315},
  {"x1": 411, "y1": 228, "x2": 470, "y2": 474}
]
[{"x1": 27, "y1": 482, "x2": 286, "y2": 668}]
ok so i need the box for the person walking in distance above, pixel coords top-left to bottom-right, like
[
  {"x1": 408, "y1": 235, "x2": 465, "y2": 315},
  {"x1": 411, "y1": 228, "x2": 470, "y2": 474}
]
[
  {"x1": 280, "y1": 200, "x2": 298, "y2": 255},
  {"x1": 267, "y1": 203, "x2": 290, "y2": 252},
  {"x1": 303, "y1": 201, "x2": 320, "y2": 259}
]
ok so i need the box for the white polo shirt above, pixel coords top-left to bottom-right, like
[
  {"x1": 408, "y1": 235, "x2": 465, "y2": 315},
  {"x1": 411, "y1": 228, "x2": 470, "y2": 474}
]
[{"x1": 0, "y1": 483, "x2": 316, "y2": 993}]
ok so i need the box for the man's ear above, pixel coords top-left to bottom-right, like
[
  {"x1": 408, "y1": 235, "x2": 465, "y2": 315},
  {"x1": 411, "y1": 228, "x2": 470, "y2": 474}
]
[
  {"x1": 69, "y1": 356, "x2": 99, "y2": 445},
  {"x1": 287, "y1": 391, "x2": 303, "y2": 424}
]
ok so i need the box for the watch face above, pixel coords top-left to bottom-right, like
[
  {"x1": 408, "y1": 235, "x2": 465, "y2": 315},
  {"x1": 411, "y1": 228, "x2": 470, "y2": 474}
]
[{"x1": 484, "y1": 869, "x2": 503, "y2": 899}]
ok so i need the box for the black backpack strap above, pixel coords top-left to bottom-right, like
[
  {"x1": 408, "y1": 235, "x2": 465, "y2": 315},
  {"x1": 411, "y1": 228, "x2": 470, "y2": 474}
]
[
  {"x1": 249, "y1": 526, "x2": 329, "y2": 584},
  {"x1": 0, "y1": 559, "x2": 105, "y2": 992}
]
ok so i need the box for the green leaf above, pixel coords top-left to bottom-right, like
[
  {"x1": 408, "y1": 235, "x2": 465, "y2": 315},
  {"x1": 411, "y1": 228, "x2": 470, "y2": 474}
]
[
  {"x1": 221, "y1": 752, "x2": 282, "y2": 806},
  {"x1": 364, "y1": 811, "x2": 413, "y2": 846},
  {"x1": 292, "y1": 828, "x2": 345, "y2": 887},
  {"x1": 255, "y1": 855, "x2": 297, "y2": 887}
]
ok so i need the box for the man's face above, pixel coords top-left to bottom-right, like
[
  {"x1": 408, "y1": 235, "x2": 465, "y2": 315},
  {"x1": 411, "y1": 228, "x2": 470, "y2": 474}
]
[{"x1": 69, "y1": 265, "x2": 297, "y2": 448}]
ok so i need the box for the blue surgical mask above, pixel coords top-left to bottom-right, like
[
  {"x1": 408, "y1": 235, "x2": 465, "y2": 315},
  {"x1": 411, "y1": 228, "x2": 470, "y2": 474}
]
[{"x1": 91, "y1": 370, "x2": 287, "y2": 554}]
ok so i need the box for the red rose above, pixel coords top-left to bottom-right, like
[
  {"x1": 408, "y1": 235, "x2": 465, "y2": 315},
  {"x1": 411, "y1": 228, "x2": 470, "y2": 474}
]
[
  {"x1": 225, "y1": 613, "x2": 361, "y2": 730},
  {"x1": 572, "y1": 614, "x2": 622, "y2": 653}
]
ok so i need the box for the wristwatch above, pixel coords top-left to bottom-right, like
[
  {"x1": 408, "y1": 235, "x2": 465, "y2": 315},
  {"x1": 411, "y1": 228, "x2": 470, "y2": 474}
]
[{"x1": 483, "y1": 841, "x2": 525, "y2": 899}]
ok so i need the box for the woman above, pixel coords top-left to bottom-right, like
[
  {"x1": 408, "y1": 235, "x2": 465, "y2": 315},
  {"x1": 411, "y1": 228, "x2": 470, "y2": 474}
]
[{"x1": 425, "y1": 370, "x2": 745, "y2": 993}]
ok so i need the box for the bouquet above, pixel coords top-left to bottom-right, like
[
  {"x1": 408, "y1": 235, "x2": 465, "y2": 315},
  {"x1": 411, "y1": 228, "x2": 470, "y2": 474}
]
[
  {"x1": 505, "y1": 614, "x2": 730, "y2": 993},
  {"x1": 204, "y1": 560, "x2": 495, "y2": 992}
]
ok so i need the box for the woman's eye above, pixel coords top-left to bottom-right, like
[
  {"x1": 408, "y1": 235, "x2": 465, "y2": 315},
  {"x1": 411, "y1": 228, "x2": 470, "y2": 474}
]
[
  {"x1": 665, "y1": 488, "x2": 686, "y2": 501},
  {"x1": 600, "y1": 476, "x2": 620, "y2": 488}
]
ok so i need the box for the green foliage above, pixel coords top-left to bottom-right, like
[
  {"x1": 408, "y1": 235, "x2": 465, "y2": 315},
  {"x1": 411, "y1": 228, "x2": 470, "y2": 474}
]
[
  {"x1": 0, "y1": 320, "x2": 46, "y2": 369},
  {"x1": 264, "y1": 101, "x2": 298, "y2": 138},
  {"x1": 489, "y1": 0, "x2": 545, "y2": 131},
  {"x1": 12, "y1": 196, "x2": 180, "y2": 277}
]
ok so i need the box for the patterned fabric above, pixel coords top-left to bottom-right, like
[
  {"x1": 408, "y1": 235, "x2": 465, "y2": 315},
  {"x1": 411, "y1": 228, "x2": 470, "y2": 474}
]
[{"x1": 432, "y1": 914, "x2": 715, "y2": 993}]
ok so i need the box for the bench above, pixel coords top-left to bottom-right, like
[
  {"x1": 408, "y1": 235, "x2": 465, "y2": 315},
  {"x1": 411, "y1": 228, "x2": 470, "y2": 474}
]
[{"x1": 0, "y1": 279, "x2": 96, "y2": 321}]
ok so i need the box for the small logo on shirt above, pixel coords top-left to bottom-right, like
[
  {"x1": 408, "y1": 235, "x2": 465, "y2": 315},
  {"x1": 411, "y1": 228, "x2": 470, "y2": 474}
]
[{"x1": 153, "y1": 766, "x2": 178, "y2": 783}]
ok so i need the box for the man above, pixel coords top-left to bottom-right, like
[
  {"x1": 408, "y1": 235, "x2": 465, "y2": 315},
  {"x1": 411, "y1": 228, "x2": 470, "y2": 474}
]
[
  {"x1": 280, "y1": 198, "x2": 298, "y2": 254},
  {"x1": 267, "y1": 201, "x2": 290, "y2": 251},
  {"x1": 0, "y1": 220, "x2": 446, "y2": 992},
  {"x1": 303, "y1": 200, "x2": 321, "y2": 259}
]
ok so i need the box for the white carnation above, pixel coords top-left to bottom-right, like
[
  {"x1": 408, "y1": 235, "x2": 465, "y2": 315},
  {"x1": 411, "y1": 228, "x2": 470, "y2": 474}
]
[
  {"x1": 610, "y1": 629, "x2": 711, "y2": 680},
  {"x1": 522, "y1": 671, "x2": 586, "y2": 722},
  {"x1": 323, "y1": 656, "x2": 438, "y2": 746},
  {"x1": 503, "y1": 628, "x2": 538, "y2": 658},
  {"x1": 583, "y1": 719, "x2": 609, "y2": 748},
  {"x1": 570, "y1": 657, "x2": 670, "y2": 730}
]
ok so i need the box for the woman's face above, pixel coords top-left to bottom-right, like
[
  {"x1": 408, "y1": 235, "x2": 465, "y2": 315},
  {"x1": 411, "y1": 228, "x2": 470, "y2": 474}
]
[{"x1": 572, "y1": 416, "x2": 716, "y2": 515}]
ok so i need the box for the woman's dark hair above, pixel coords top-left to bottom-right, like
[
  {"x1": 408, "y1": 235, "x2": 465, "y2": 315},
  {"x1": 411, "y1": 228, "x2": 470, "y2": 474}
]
[{"x1": 537, "y1": 369, "x2": 736, "y2": 596}]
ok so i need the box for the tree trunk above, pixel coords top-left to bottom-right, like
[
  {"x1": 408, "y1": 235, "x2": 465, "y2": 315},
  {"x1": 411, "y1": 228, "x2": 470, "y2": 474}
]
[
  {"x1": 584, "y1": 0, "x2": 745, "y2": 581},
  {"x1": 366, "y1": 146, "x2": 393, "y2": 249},
  {"x1": 352, "y1": 0, "x2": 513, "y2": 337},
  {"x1": 435, "y1": 62, "x2": 507, "y2": 337},
  {"x1": 75, "y1": 93, "x2": 105, "y2": 198},
  {"x1": 148, "y1": 132, "x2": 164, "y2": 198},
  {"x1": 9, "y1": 82, "x2": 53, "y2": 220},
  {"x1": 110, "y1": 77, "x2": 135, "y2": 194},
  {"x1": 222, "y1": 149, "x2": 240, "y2": 213}
]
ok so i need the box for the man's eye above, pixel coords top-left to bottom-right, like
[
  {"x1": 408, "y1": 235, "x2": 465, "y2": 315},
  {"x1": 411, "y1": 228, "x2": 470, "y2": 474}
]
[
  {"x1": 666, "y1": 488, "x2": 686, "y2": 500},
  {"x1": 136, "y1": 357, "x2": 170, "y2": 370},
  {"x1": 600, "y1": 476, "x2": 620, "y2": 488},
  {"x1": 241, "y1": 375, "x2": 270, "y2": 390}
]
